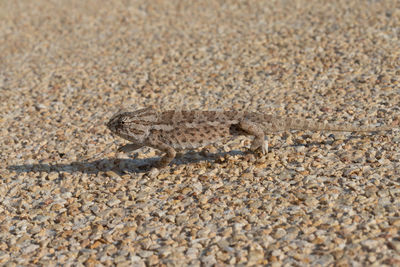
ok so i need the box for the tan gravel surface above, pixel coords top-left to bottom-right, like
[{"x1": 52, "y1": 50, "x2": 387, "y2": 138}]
[{"x1": 1, "y1": 0, "x2": 400, "y2": 266}]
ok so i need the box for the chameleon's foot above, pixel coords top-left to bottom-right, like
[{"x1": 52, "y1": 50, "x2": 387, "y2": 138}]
[
  {"x1": 239, "y1": 120, "x2": 268, "y2": 154},
  {"x1": 146, "y1": 139, "x2": 176, "y2": 168},
  {"x1": 138, "y1": 159, "x2": 169, "y2": 171},
  {"x1": 263, "y1": 137, "x2": 269, "y2": 154},
  {"x1": 153, "y1": 155, "x2": 174, "y2": 168},
  {"x1": 153, "y1": 161, "x2": 169, "y2": 169},
  {"x1": 137, "y1": 164, "x2": 154, "y2": 172},
  {"x1": 250, "y1": 136, "x2": 269, "y2": 154}
]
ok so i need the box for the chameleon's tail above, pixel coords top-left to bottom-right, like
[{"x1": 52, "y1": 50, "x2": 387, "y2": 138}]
[
  {"x1": 286, "y1": 118, "x2": 391, "y2": 132},
  {"x1": 257, "y1": 114, "x2": 392, "y2": 133}
]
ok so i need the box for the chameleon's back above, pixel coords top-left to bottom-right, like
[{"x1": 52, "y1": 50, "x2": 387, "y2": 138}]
[{"x1": 157, "y1": 110, "x2": 244, "y2": 125}]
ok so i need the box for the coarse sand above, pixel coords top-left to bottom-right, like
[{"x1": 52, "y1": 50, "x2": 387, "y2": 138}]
[{"x1": 1, "y1": 0, "x2": 399, "y2": 265}]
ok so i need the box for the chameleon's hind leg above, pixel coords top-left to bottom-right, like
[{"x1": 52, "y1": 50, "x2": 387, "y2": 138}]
[{"x1": 238, "y1": 120, "x2": 268, "y2": 154}]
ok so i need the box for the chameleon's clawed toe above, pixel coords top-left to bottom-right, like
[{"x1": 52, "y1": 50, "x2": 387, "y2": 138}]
[{"x1": 250, "y1": 138, "x2": 268, "y2": 154}]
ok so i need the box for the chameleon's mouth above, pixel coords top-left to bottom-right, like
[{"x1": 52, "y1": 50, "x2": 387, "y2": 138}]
[
  {"x1": 106, "y1": 116, "x2": 119, "y2": 131},
  {"x1": 106, "y1": 120, "x2": 113, "y2": 131}
]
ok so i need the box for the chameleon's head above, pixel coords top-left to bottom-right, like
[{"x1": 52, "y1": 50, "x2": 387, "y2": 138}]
[{"x1": 106, "y1": 108, "x2": 157, "y2": 143}]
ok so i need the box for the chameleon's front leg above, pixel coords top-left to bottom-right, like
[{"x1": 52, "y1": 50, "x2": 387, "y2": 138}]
[
  {"x1": 239, "y1": 120, "x2": 269, "y2": 154},
  {"x1": 147, "y1": 138, "x2": 177, "y2": 168}
]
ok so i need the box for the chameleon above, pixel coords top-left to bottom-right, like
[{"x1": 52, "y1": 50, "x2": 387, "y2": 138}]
[{"x1": 106, "y1": 107, "x2": 393, "y2": 168}]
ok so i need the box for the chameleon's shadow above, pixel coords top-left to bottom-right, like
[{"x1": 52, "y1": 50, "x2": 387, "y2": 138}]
[
  {"x1": 7, "y1": 150, "x2": 246, "y2": 175},
  {"x1": 7, "y1": 135, "x2": 366, "y2": 175}
]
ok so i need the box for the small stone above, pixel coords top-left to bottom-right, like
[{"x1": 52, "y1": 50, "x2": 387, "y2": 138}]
[
  {"x1": 192, "y1": 182, "x2": 203, "y2": 193},
  {"x1": 389, "y1": 217, "x2": 400, "y2": 226},
  {"x1": 201, "y1": 255, "x2": 217, "y2": 266},
  {"x1": 217, "y1": 239, "x2": 234, "y2": 253},
  {"x1": 105, "y1": 171, "x2": 120, "y2": 179},
  {"x1": 138, "y1": 250, "x2": 153, "y2": 258},
  {"x1": 129, "y1": 256, "x2": 145, "y2": 267},
  {"x1": 241, "y1": 172, "x2": 254, "y2": 180},
  {"x1": 362, "y1": 239, "x2": 379, "y2": 250},
  {"x1": 0, "y1": 252, "x2": 10, "y2": 263},
  {"x1": 47, "y1": 172, "x2": 59, "y2": 180},
  {"x1": 22, "y1": 244, "x2": 39, "y2": 254},
  {"x1": 248, "y1": 246, "x2": 264, "y2": 265},
  {"x1": 176, "y1": 214, "x2": 188, "y2": 225},
  {"x1": 274, "y1": 228, "x2": 287, "y2": 239},
  {"x1": 304, "y1": 196, "x2": 319, "y2": 207},
  {"x1": 186, "y1": 248, "x2": 199, "y2": 259},
  {"x1": 107, "y1": 198, "x2": 121, "y2": 207},
  {"x1": 388, "y1": 241, "x2": 400, "y2": 252}
]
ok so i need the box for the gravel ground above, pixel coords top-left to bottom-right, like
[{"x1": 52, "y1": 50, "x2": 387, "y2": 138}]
[{"x1": 1, "y1": 0, "x2": 400, "y2": 266}]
